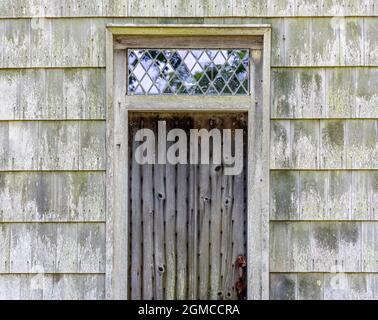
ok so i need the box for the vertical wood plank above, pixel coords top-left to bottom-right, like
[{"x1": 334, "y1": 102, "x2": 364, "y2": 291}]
[
  {"x1": 153, "y1": 116, "x2": 166, "y2": 300},
  {"x1": 198, "y1": 117, "x2": 211, "y2": 300},
  {"x1": 176, "y1": 162, "x2": 188, "y2": 299},
  {"x1": 109, "y1": 48, "x2": 128, "y2": 299},
  {"x1": 105, "y1": 28, "x2": 114, "y2": 300},
  {"x1": 130, "y1": 116, "x2": 142, "y2": 299},
  {"x1": 188, "y1": 115, "x2": 198, "y2": 299},
  {"x1": 249, "y1": 47, "x2": 270, "y2": 299},
  {"x1": 221, "y1": 117, "x2": 235, "y2": 300},
  {"x1": 165, "y1": 117, "x2": 177, "y2": 299},
  {"x1": 209, "y1": 158, "x2": 223, "y2": 299},
  {"x1": 142, "y1": 118, "x2": 154, "y2": 300},
  {"x1": 176, "y1": 116, "x2": 188, "y2": 300}
]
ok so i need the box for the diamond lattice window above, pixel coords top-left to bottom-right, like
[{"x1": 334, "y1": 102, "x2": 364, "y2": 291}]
[{"x1": 127, "y1": 49, "x2": 250, "y2": 95}]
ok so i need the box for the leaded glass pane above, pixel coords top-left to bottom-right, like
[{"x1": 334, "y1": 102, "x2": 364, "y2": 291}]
[{"x1": 127, "y1": 49, "x2": 250, "y2": 96}]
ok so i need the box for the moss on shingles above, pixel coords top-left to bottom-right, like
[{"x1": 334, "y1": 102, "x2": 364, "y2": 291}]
[
  {"x1": 272, "y1": 274, "x2": 296, "y2": 300},
  {"x1": 298, "y1": 274, "x2": 323, "y2": 300},
  {"x1": 271, "y1": 171, "x2": 297, "y2": 219},
  {"x1": 339, "y1": 222, "x2": 359, "y2": 244},
  {"x1": 273, "y1": 70, "x2": 295, "y2": 117},
  {"x1": 314, "y1": 223, "x2": 339, "y2": 252},
  {"x1": 322, "y1": 120, "x2": 344, "y2": 147}
]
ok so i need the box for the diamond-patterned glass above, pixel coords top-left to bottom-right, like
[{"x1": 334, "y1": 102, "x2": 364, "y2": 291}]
[{"x1": 128, "y1": 49, "x2": 250, "y2": 96}]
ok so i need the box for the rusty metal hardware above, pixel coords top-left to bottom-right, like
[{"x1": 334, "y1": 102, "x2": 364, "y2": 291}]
[{"x1": 235, "y1": 255, "x2": 247, "y2": 300}]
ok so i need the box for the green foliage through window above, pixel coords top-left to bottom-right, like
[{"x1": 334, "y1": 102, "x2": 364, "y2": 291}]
[{"x1": 128, "y1": 49, "x2": 250, "y2": 95}]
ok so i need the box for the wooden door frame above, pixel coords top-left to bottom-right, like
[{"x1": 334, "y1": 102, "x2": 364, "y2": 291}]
[{"x1": 105, "y1": 24, "x2": 271, "y2": 300}]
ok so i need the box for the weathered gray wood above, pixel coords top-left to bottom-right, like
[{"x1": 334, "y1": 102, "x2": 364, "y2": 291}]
[
  {"x1": 320, "y1": 120, "x2": 346, "y2": 169},
  {"x1": 5, "y1": 222, "x2": 105, "y2": 273},
  {"x1": 271, "y1": 273, "x2": 378, "y2": 300},
  {"x1": 298, "y1": 171, "x2": 328, "y2": 220},
  {"x1": 326, "y1": 273, "x2": 378, "y2": 300},
  {"x1": 221, "y1": 118, "x2": 235, "y2": 300},
  {"x1": 176, "y1": 161, "x2": 188, "y2": 299},
  {"x1": 310, "y1": 18, "x2": 340, "y2": 66},
  {"x1": 142, "y1": 120, "x2": 154, "y2": 300},
  {"x1": 221, "y1": 173, "x2": 234, "y2": 300},
  {"x1": 0, "y1": 274, "x2": 105, "y2": 300},
  {"x1": 108, "y1": 48, "x2": 128, "y2": 300},
  {"x1": 130, "y1": 118, "x2": 142, "y2": 299},
  {"x1": 0, "y1": 0, "x2": 374, "y2": 17},
  {"x1": 270, "y1": 273, "x2": 325, "y2": 300},
  {"x1": 248, "y1": 44, "x2": 271, "y2": 300},
  {"x1": 77, "y1": 223, "x2": 106, "y2": 273},
  {"x1": 271, "y1": 120, "x2": 378, "y2": 169},
  {"x1": 271, "y1": 170, "x2": 378, "y2": 221},
  {"x1": 0, "y1": 18, "x2": 107, "y2": 68},
  {"x1": 326, "y1": 68, "x2": 356, "y2": 118},
  {"x1": 105, "y1": 28, "x2": 115, "y2": 300},
  {"x1": 269, "y1": 273, "x2": 297, "y2": 300},
  {"x1": 340, "y1": 18, "x2": 364, "y2": 66},
  {"x1": 365, "y1": 18, "x2": 378, "y2": 66},
  {"x1": 153, "y1": 159, "x2": 166, "y2": 299},
  {"x1": 270, "y1": 171, "x2": 299, "y2": 220},
  {"x1": 346, "y1": 120, "x2": 378, "y2": 169},
  {"x1": 297, "y1": 273, "x2": 324, "y2": 300},
  {"x1": 231, "y1": 166, "x2": 245, "y2": 298},
  {"x1": 188, "y1": 161, "x2": 198, "y2": 300},
  {"x1": 355, "y1": 68, "x2": 378, "y2": 117},
  {"x1": 272, "y1": 67, "x2": 378, "y2": 119},
  {"x1": 291, "y1": 120, "x2": 319, "y2": 169},
  {"x1": 270, "y1": 221, "x2": 378, "y2": 272},
  {"x1": 164, "y1": 155, "x2": 176, "y2": 299},
  {"x1": 0, "y1": 172, "x2": 104, "y2": 222},
  {"x1": 0, "y1": 121, "x2": 105, "y2": 171},
  {"x1": 0, "y1": 18, "x2": 374, "y2": 69},
  {"x1": 361, "y1": 222, "x2": 378, "y2": 272},
  {"x1": 209, "y1": 162, "x2": 222, "y2": 299},
  {"x1": 271, "y1": 17, "x2": 370, "y2": 67},
  {"x1": 271, "y1": 68, "x2": 326, "y2": 119},
  {"x1": 271, "y1": 120, "x2": 291, "y2": 169},
  {"x1": 0, "y1": 224, "x2": 10, "y2": 272},
  {"x1": 198, "y1": 161, "x2": 211, "y2": 299},
  {"x1": 0, "y1": 69, "x2": 105, "y2": 120},
  {"x1": 115, "y1": 35, "x2": 262, "y2": 49}
]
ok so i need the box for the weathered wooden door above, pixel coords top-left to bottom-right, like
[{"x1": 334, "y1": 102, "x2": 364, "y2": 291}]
[{"x1": 128, "y1": 112, "x2": 247, "y2": 300}]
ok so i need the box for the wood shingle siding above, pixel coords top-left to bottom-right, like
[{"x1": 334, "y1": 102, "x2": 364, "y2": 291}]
[
  {"x1": 270, "y1": 221, "x2": 378, "y2": 272},
  {"x1": 0, "y1": 121, "x2": 105, "y2": 170},
  {"x1": 270, "y1": 273, "x2": 378, "y2": 300},
  {"x1": 272, "y1": 68, "x2": 378, "y2": 119},
  {"x1": 271, "y1": 119, "x2": 378, "y2": 169},
  {"x1": 0, "y1": 172, "x2": 105, "y2": 222},
  {"x1": 271, "y1": 170, "x2": 378, "y2": 221},
  {"x1": 2, "y1": 18, "x2": 378, "y2": 68},
  {"x1": 0, "y1": 274, "x2": 105, "y2": 300},
  {"x1": 0, "y1": 69, "x2": 105, "y2": 120},
  {"x1": 0, "y1": 0, "x2": 376, "y2": 17},
  {"x1": 0, "y1": 222, "x2": 105, "y2": 273}
]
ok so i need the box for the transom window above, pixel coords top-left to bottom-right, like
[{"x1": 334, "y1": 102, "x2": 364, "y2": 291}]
[{"x1": 127, "y1": 49, "x2": 250, "y2": 96}]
